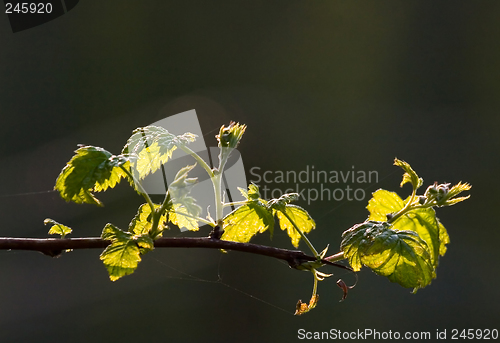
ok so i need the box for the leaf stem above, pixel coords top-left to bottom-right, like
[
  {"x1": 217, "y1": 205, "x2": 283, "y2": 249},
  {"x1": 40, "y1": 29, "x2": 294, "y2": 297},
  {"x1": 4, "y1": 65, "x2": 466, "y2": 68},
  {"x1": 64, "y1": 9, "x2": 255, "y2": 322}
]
[
  {"x1": 213, "y1": 148, "x2": 232, "y2": 223},
  {"x1": 213, "y1": 172, "x2": 224, "y2": 224},
  {"x1": 119, "y1": 166, "x2": 156, "y2": 215},
  {"x1": 324, "y1": 251, "x2": 346, "y2": 263},
  {"x1": 169, "y1": 208, "x2": 214, "y2": 227},
  {"x1": 179, "y1": 145, "x2": 227, "y2": 223},
  {"x1": 179, "y1": 146, "x2": 214, "y2": 178},
  {"x1": 388, "y1": 201, "x2": 433, "y2": 224},
  {"x1": 149, "y1": 191, "x2": 172, "y2": 239},
  {"x1": 312, "y1": 271, "x2": 318, "y2": 298},
  {"x1": 223, "y1": 200, "x2": 247, "y2": 208}
]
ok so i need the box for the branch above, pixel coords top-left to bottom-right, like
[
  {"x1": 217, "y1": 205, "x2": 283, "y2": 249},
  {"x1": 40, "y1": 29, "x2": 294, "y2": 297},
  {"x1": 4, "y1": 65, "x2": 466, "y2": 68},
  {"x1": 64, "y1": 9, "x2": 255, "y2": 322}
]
[{"x1": 0, "y1": 237, "x2": 350, "y2": 271}]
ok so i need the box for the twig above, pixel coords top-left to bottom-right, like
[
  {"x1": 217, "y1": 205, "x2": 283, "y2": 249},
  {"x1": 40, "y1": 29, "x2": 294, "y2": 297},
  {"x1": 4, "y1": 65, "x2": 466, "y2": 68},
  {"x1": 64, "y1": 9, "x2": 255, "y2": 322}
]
[{"x1": 0, "y1": 237, "x2": 349, "y2": 271}]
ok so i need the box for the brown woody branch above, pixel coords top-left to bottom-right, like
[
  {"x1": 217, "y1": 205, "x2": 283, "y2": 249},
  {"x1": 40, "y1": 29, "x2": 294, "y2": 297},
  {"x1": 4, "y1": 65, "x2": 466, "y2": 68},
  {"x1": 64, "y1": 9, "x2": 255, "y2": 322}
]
[{"x1": 0, "y1": 237, "x2": 350, "y2": 271}]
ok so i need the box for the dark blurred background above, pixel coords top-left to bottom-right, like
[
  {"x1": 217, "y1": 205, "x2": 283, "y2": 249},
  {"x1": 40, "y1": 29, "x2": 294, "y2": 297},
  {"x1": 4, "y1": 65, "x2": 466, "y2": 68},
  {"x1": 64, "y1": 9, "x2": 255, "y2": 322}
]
[{"x1": 0, "y1": 1, "x2": 499, "y2": 342}]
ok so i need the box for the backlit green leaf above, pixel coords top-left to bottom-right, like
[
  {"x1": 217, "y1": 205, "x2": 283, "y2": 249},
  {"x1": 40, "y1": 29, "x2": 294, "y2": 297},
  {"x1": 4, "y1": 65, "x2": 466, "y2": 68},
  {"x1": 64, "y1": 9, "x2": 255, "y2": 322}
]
[
  {"x1": 221, "y1": 202, "x2": 274, "y2": 243},
  {"x1": 446, "y1": 182, "x2": 471, "y2": 200},
  {"x1": 169, "y1": 164, "x2": 198, "y2": 195},
  {"x1": 44, "y1": 218, "x2": 72, "y2": 238},
  {"x1": 276, "y1": 205, "x2": 315, "y2": 248},
  {"x1": 169, "y1": 203, "x2": 200, "y2": 231},
  {"x1": 367, "y1": 189, "x2": 449, "y2": 268},
  {"x1": 341, "y1": 221, "x2": 435, "y2": 291},
  {"x1": 129, "y1": 203, "x2": 168, "y2": 236},
  {"x1": 366, "y1": 189, "x2": 404, "y2": 221},
  {"x1": 168, "y1": 165, "x2": 200, "y2": 212},
  {"x1": 238, "y1": 183, "x2": 260, "y2": 201},
  {"x1": 165, "y1": 164, "x2": 202, "y2": 231},
  {"x1": 439, "y1": 181, "x2": 472, "y2": 207},
  {"x1": 55, "y1": 146, "x2": 130, "y2": 206},
  {"x1": 100, "y1": 223, "x2": 153, "y2": 281},
  {"x1": 122, "y1": 126, "x2": 196, "y2": 180}
]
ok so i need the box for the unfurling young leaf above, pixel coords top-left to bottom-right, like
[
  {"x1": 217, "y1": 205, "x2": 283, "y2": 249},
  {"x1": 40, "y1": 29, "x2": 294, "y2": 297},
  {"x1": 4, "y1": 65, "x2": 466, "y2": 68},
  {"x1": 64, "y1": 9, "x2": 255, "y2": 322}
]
[
  {"x1": 44, "y1": 218, "x2": 72, "y2": 238},
  {"x1": 394, "y1": 158, "x2": 423, "y2": 190},
  {"x1": 100, "y1": 223, "x2": 154, "y2": 281},
  {"x1": 238, "y1": 183, "x2": 260, "y2": 201},
  {"x1": 55, "y1": 146, "x2": 131, "y2": 206},
  {"x1": 167, "y1": 164, "x2": 202, "y2": 231},
  {"x1": 169, "y1": 164, "x2": 198, "y2": 196},
  {"x1": 122, "y1": 125, "x2": 196, "y2": 181},
  {"x1": 424, "y1": 181, "x2": 472, "y2": 207},
  {"x1": 341, "y1": 221, "x2": 435, "y2": 292},
  {"x1": 266, "y1": 193, "x2": 300, "y2": 211}
]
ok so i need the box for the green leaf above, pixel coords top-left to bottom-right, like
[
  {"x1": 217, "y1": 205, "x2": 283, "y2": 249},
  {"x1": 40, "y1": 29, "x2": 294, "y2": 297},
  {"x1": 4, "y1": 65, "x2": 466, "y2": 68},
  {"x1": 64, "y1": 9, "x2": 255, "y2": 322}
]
[
  {"x1": 221, "y1": 201, "x2": 274, "y2": 243},
  {"x1": 366, "y1": 189, "x2": 404, "y2": 221},
  {"x1": 440, "y1": 181, "x2": 472, "y2": 206},
  {"x1": 129, "y1": 203, "x2": 168, "y2": 236},
  {"x1": 367, "y1": 189, "x2": 449, "y2": 268},
  {"x1": 168, "y1": 164, "x2": 200, "y2": 205},
  {"x1": 169, "y1": 203, "x2": 200, "y2": 231},
  {"x1": 341, "y1": 221, "x2": 435, "y2": 291},
  {"x1": 238, "y1": 183, "x2": 260, "y2": 201},
  {"x1": 122, "y1": 126, "x2": 196, "y2": 180},
  {"x1": 169, "y1": 164, "x2": 198, "y2": 194},
  {"x1": 100, "y1": 223, "x2": 154, "y2": 281},
  {"x1": 221, "y1": 184, "x2": 274, "y2": 242},
  {"x1": 166, "y1": 164, "x2": 202, "y2": 231},
  {"x1": 438, "y1": 221, "x2": 450, "y2": 256},
  {"x1": 275, "y1": 205, "x2": 315, "y2": 248},
  {"x1": 55, "y1": 146, "x2": 130, "y2": 206},
  {"x1": 394, "y1": 158, "x2": 423, "y2": 190},
  {"x1": 44, "y1": 218, "x2": 72, "y2": 238},
  {"x1": 446, "y1": 181, "x2": 471, "y2": 199}
]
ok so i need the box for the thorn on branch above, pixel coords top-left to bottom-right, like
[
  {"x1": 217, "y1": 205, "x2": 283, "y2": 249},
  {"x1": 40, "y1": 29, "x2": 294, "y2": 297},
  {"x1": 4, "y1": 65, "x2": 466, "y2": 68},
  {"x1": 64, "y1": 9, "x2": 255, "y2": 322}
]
[{"x1": 40, "y1": 249, "x2": 63, "y2": 258}]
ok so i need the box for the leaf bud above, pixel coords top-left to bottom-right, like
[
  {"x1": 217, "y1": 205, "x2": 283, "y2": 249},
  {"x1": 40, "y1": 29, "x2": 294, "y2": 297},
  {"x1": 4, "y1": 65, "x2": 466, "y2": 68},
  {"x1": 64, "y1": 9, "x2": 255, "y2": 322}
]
[
  {"x1": 216, "y1": 121, "x2": 247, "y2": 148},
  {"x1": 424, "y1": 182, "x2": 451, "y2": 205}
]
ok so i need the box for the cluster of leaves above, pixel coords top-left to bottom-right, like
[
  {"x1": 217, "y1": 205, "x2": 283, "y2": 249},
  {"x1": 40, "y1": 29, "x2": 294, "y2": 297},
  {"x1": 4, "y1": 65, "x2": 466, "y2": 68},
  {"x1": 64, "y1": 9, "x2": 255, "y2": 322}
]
[
  {"x1": 341, "y1": 159, "x2": 471, "y2": 292},
  {"x1": 52, "y1": 126, "x2": 204, "y2": 280},
  {"x1": 221, "y1": 185, "x2": 315, "y2": 248},
  {"x1": 50, "y1": 122, "x2": 320, "y2": 282},
  {"x1": 48, "y1": 122, "x2": 471, "y2": 315}
]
